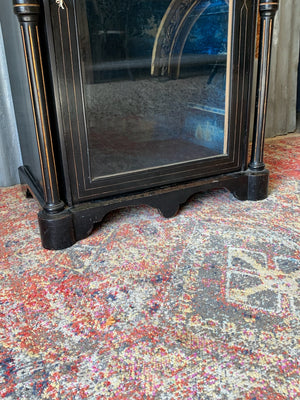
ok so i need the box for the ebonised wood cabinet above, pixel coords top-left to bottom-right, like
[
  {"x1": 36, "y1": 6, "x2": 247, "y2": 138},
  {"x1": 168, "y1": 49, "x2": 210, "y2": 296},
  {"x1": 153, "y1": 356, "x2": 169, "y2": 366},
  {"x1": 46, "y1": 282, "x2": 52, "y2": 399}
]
[{"x1": 13, "y1": 0, "x2": 279, "y2": 249}]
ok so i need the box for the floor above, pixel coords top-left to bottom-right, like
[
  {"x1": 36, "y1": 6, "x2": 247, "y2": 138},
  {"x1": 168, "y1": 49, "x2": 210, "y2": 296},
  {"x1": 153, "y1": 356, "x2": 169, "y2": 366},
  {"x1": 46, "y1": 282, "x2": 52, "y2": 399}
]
[{"x1": 0, "y1": 133, "x2": 299, "y2": 399}]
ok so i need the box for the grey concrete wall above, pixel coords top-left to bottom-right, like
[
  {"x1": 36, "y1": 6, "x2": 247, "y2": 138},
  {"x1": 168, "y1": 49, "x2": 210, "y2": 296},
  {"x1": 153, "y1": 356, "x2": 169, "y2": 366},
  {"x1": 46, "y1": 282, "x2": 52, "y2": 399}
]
[
  {"x1": 0, "y1": 23, "x2": 22, "y2": 187},
  {"x1": 265, "y1": 0, "x2": 300, "y2": 137},
  {"x1": 0, "y1": 0, "x2": 40, "y2": 187}
]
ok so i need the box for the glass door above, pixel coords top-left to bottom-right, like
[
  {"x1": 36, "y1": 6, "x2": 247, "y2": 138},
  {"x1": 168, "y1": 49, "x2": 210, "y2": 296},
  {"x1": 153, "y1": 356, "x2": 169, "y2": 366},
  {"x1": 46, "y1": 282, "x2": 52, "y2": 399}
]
[{"x1": 76, "y1": 0, "x2": 232, "y2": 179}]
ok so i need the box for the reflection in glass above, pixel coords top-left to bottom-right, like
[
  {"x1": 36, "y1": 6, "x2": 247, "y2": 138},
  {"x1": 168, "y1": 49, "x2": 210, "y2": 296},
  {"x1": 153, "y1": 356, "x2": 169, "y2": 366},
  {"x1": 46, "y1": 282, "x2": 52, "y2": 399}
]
[{"x1": 77, "y1": 0, "x2": 231, "y2": 178}]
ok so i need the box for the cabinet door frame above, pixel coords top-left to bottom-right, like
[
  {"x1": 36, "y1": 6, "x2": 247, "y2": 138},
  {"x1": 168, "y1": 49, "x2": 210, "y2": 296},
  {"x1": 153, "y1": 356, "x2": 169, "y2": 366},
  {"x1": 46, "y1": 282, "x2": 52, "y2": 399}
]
[{"x1": 43, "y1": 0, "x2": 257, "y2": 204}]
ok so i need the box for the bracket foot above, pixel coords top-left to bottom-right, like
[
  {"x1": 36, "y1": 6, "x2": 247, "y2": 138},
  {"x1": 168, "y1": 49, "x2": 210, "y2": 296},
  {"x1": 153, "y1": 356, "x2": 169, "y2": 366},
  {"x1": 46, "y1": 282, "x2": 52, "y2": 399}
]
[
  {"x1": 38, "y1": 209, "x2": 76, "y2": 250},
  {"x1": 233, "y1": 169, "x2": 269, "y2": 201}
]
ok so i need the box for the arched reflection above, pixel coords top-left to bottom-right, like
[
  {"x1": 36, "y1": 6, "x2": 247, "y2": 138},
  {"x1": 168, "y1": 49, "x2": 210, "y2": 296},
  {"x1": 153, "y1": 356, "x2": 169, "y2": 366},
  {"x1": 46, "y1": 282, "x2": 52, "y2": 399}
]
[{"x1": 151, "y1": 0, "x2": 211, "y2": 78}]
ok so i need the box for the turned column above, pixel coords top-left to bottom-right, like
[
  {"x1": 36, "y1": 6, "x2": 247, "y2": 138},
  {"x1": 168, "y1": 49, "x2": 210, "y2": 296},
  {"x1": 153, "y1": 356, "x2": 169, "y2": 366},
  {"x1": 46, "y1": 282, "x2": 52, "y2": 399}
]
[
  {"x1": 249, "y1": 0, "x2": 279, "y2": 171},
  {"x1": 13, "y1": 0, "x2": 64, "y2": 213}
]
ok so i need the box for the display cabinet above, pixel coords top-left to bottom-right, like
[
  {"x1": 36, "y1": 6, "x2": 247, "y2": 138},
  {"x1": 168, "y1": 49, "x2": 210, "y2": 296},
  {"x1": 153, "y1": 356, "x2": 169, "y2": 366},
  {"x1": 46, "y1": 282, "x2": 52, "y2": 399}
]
[{"x1": 12, "y1": 0, "x2": 279, "y2": 249}]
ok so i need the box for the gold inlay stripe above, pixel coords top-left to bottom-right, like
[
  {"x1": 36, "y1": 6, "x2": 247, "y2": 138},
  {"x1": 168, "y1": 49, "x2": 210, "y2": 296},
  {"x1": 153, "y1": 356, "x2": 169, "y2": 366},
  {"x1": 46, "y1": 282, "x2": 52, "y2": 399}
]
[
  {"x1": 260, "y1": 2, "x2": 278, "y2": 6},
  {"x1": 14, "y1": 4, "x2": 40, "y2": 7},
  {"x1": 28, "y1": 25, "x2": 55, "y2": 201},
  {"x1": 66, "y1": 6, "x2": 87, "y2": 190},
  {"x1": 223, "y1": 0, "x2": 233, "y2": 154},
  {"x1": 20, "y1": 25, "x2": 46, "y2": 195},
  {"x1": 36, "y1": 25, "x2": 60, "y2": 191},
  {"x1": 58, "y1": 5, "x2": 80, "y2": 197}
]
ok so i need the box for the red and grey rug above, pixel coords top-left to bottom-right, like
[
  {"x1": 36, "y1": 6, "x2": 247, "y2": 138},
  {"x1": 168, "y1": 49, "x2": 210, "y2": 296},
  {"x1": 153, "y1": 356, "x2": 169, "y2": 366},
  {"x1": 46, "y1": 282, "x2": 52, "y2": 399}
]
[{"x1": 0, "y1": 134, "x2": 299, "y2": 399}]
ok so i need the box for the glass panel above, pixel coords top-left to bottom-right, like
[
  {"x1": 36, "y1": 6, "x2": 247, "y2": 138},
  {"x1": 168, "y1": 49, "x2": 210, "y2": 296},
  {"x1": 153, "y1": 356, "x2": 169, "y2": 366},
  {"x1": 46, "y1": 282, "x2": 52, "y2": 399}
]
[{"x1": 77, "y1": 0, "x2": 231, "y2": 178}]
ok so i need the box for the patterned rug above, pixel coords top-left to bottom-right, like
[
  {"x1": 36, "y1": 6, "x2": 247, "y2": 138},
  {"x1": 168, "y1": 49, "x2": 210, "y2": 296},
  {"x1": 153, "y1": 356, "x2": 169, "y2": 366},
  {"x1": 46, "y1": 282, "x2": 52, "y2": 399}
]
[{"x1": 0, "y1": 134, "x2": 299, "y2": 399}]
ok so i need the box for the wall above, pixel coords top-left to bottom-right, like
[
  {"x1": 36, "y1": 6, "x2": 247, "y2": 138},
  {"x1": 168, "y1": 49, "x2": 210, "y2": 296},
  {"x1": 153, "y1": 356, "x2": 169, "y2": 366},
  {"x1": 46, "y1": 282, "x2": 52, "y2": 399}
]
[
  {"x1": 265, "y1": 0, "x2": 300, "y2": 137},
  {"x1": 0, "y1": 23, "x2": 22, "y2": 186},
  {"x1": 0, "y1": 0, "x2": 40, "y2": 187}
]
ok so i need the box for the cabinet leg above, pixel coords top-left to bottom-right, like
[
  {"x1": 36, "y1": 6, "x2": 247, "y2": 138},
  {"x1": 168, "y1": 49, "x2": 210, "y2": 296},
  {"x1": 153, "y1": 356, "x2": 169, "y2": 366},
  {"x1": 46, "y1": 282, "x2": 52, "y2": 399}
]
[
  {"x1": 233, "y1": 169, "x2": 269, "y2": 201},
  {"x1": 38, "y1": 210, "x2": 76, "y2": 250},
  {"x1": 246, "y1": 170, "x2": 269, "y2": 200},
  {"x1": 249, "y1": 0, "x2": 279, "y2": 172}
]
